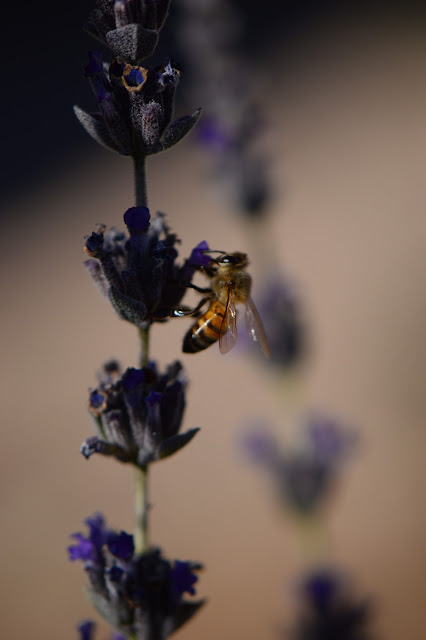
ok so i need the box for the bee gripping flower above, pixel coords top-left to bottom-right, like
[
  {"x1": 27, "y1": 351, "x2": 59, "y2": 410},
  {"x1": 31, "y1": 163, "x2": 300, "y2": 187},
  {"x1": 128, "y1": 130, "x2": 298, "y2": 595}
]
[
  {"x1": 84, "y1": 207, "x2": 209, "y2": 328},
  {"x1": 82, "y1": 360, "x2": 199, "y2": 468},
  {"x1": 69, "y1": 515, "x2": 204, "y2": 640}
]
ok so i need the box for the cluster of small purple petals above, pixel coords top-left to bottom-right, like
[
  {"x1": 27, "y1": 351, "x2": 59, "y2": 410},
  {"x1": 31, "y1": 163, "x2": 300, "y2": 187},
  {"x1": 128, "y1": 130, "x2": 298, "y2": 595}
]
[
  {"x1": 290, "y1": 568, "x2": 373, "y2": 640},
  {"x1": 84, "y1": 207, "x2": 209, "y2": 328},
  {"x1": 70, "y1": 515, "x2": 204, "y2": 640},
  {"x1": 75, "y1": 49, "x2": 201, "y2": 157},
  {"x1": 242, "y1": 415, "x2": 356, "y2": 514},
  {"x1": 82, "y1": 359, "x2": 199, "y2": 468},
  {"x1": 78, "y1": 620, "x2": 126, "y2": 640}
]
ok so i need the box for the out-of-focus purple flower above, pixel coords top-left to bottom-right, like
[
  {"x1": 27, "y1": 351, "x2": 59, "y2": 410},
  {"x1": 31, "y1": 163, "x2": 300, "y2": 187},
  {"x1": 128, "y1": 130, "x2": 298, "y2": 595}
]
[
  {"x1": 68, "y1": 514, "x2": 108, "y2": 563},
  {"x1": 78, "y1": 620, "x2": 95, "y2": 640},
  {"x1": 242, "y1": 415, "x2": 356, "y2": 515},
  {"x1": 196, "y1": 118, "x2": 234, "y2": 152},
  {"x1": 77, "y1": 619, "x2": 130, "y2": 640},
  {"x1": 81, "y1": 359, "x2": 199, "y2": 468},
  {"x1": 177, "y1": 0, "x2": 271, "y2": 218},
  {"x1": 290, "y1": 568, "x2": 373, "y2": 640},
  {"x1": 71, "y1": 519, "x2": 204, "y2": 640},
  {"x1": 256, "y1": 276, "x2": 304, "y2": 369},
  {"x1": 241, "y1": 427, "x2": 278, "y2": 466},
  {"x1": 84, "y1": 207, "x2": 209, "y2": 328}
]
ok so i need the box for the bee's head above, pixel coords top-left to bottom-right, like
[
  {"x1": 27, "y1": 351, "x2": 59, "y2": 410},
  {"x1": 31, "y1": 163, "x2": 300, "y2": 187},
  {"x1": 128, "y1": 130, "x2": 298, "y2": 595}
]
[{"x1": 216, "y1": 251, "x2": 249, "y2": 269}]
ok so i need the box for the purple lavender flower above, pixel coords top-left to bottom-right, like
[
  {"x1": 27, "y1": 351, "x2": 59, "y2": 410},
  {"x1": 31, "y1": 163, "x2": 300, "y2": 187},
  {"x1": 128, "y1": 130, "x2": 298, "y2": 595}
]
[
  {"x1": 242, "y1": 415, "x2": 356, "y2": 515},
  {"x1": 84, "y1": 207, "x2": 209, "y2": 328},
  {"x1": 289, "y1": 568, "x2": 373, "y2": 640},
  {"x1": 177, "y1": 0, "x2": 271, "y2": 218},
  {"x1": 256, "y1": 276, "x2": 304, "y2": 368},
  {"x1": 78, "y1": 620, "x2": 96, "y2": 640},
  {"x1": 69, "y1": 516, "x2": 204, "y2": 640},
  {"x1": 75, "y1": 51, "x2": 201, "y2": 157},
  {"x1": 82, "y1": 359, "x2": 198, "y2": 468},
  {"x1": 85, "y1": 0, "x2": 172, "y2": 64}
]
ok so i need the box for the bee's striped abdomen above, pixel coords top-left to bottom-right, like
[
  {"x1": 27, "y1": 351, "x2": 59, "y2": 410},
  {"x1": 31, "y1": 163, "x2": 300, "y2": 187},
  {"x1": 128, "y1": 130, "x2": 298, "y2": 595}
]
[{"x1": 183, "y1": 302, "x2": 226, "y2": 353}]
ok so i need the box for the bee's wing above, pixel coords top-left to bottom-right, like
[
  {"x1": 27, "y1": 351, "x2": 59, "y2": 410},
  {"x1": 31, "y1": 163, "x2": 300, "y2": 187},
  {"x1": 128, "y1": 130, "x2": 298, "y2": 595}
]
[
  {"x1": 219, "y1": 286, "x2": 238, "y2": 354},
  {"x1": 245, "y1": 296, "x2": 271, "y2": 358}
]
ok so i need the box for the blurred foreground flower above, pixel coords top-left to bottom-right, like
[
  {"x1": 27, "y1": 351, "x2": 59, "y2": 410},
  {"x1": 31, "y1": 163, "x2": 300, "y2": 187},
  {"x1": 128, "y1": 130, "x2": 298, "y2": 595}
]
[
  {"x1": 82, "y1": 359, "x2": 199, "y2": 468},
  {"x1": 242, "y1": 415, "x2": 357, "y2": 514},
  {"x1": 288, "y1": 568, "x2": 373, "y2": 640},
  {"x1": 69, "y1": 514, "x2": 204, "y2": 640}
]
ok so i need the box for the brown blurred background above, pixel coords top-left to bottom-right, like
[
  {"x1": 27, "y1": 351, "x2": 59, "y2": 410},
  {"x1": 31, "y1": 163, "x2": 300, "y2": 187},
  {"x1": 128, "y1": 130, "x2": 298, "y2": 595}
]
[{"x1": 1, "y1": 2, "x2": 426, "y2": 639}]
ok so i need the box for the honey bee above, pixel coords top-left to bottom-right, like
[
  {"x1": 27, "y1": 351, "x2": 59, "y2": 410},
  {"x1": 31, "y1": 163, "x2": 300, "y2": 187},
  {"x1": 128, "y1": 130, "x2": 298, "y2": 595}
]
[{"x1": 175, "y1": 251, "x2": 270, "y2": 357}]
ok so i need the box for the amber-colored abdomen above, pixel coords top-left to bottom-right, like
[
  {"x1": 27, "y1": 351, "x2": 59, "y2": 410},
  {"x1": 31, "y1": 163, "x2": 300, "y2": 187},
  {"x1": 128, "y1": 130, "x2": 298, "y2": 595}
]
[{"x1": 183, "y1": 302, "x2": 226, "y2": 353}]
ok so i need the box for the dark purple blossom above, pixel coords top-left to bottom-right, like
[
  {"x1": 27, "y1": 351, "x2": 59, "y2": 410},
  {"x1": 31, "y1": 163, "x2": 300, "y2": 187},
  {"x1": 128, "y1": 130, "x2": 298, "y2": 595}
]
[
  {"x1": 68, "y1": 514, "x2": 108, "y2": 563},
  {"x1": 256, "y1": 276, "x2": 304, "y2": 368},
  {"x1": 78, "y1": 620, "x2": 95, "y2": 640},
  {"x1": 171, "y1": 560, "x2": 199, "y2": 597},
  {"x1": 289, "y1": 568, "x2": 373, "y2": 640},
  {"x1": 242, "y1": 415, "x2": 356, "y2": 514},
  {"x1": 85, "y1": 0, "x2": 172, "y2": 64},
  {"x1": 70, "y1": 517, "x2": 204, "y2": 640},
  {"x1": 77, "y1": 619, "x2": 128, "y2": 640},
  {"x1": 107, "y1": 531, "x2": 135, "y2": 560},
  {"x1": 74, "y1": 51, "x2": 200, "y2": 157},
  {"x1": 84, "y1": 207, "x2": 209, "y2": 329},
  {"x1": 82, "y1": 359, "x2": 199, "y2": 468}
]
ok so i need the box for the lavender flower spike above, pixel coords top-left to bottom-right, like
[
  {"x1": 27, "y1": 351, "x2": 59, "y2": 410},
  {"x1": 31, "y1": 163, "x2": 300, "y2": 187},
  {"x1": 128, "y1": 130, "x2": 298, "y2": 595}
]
[
  {"x1": 84, "y1": 208, "x2": 209, "y2": 328},
  {"x1": 82, "y1": 359, "x2": 199, "y2": 468},
  {"x1": 75, "y1": 51, "x2": 201, "y2": 157},
  {"x1": 69, "y1": 515, "x2": 204, "y2": 640}
]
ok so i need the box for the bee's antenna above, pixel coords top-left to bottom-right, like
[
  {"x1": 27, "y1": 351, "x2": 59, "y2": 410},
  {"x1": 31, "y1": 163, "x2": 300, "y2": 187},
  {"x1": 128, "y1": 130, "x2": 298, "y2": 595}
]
[{"x1": 200, "y1": 249, "x2": 227, "y2": 255}]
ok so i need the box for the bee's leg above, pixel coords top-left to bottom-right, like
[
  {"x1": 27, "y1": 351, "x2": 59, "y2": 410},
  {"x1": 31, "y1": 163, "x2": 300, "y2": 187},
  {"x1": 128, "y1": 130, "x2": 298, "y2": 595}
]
[
  {"x1": 171, "y1": 296, "x2": 210, "y2": 318},
  {"x1": 168, "y1": 279, "x2": 213, "y2": 294},
  {"x1": 183, "y1": 282, "x2": 213, "y2": 294}
]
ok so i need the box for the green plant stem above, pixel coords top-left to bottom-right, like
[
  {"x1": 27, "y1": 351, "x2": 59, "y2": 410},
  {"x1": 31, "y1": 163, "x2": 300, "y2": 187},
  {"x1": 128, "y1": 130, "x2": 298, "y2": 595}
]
[
  {"x1": 133, "y1": 152, "x2": 150, "y2": 557},
  {"x1": 134, "y1": 465, "x2": 149, "y2": 554},
  {"x1": 133, "y1": 153, "x2": 148, "y2": 208},
  {"x1": 139, "y1": 326, "x2": 150, "y2": 368}
]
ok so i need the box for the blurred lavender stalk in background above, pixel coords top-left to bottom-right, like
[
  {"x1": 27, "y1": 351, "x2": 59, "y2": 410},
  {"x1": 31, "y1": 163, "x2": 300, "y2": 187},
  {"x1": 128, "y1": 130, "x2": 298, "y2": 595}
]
[
  {"x1": 176, "y1": 0, "x2": 305, "y2": 372},
  {"x1": 242, "y1": 414, "x2": 357, "y2": 515},
  {"x1": 242, "y1": 415, "x2": 375, "y2": 638}
]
